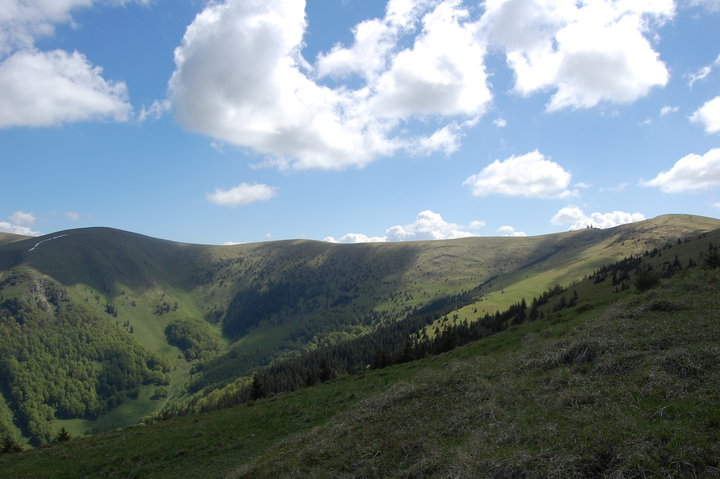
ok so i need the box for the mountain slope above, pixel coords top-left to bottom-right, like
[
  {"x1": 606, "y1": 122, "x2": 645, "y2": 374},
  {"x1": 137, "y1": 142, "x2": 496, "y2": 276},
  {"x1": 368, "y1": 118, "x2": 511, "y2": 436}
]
[
  {"x1": 0, "y1": 215, "x2": 718, "y2": 445},
  {"x1": 0, "y1": 233, "x2": 29, "y2": 246},
  {"x1": 1, "y1": 228, "x2": 718, "y2": 478}
]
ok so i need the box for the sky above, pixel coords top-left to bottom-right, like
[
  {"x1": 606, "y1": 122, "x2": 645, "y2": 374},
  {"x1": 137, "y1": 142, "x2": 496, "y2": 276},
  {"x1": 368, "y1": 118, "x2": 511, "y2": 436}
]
[{"x1": 1, "y1": 0, "x2": 719, "y2": 245}]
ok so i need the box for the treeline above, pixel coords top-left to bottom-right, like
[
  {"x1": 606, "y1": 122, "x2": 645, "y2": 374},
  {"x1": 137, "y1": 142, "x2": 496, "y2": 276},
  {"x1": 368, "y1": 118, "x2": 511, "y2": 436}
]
[{"x1": 0, "y1": 277, "x2": 170, "y2": 445}]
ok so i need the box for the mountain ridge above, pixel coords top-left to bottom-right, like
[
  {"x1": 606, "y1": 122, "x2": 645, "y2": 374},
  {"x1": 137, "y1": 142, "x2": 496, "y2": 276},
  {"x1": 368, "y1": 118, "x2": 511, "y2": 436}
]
[
  {"x1": 1, "y1": 225, "x2": 719, "y2": 477},
  {"x1": 0, "y1": 214, "x2": 718, "y2": 445}
]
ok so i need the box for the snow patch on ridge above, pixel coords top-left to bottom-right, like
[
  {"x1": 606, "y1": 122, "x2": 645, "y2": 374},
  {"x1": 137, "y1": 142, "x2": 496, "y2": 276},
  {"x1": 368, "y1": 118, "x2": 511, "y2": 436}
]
[{"x1": 28, "y1": 234, "x2": 69, "y2": 252}]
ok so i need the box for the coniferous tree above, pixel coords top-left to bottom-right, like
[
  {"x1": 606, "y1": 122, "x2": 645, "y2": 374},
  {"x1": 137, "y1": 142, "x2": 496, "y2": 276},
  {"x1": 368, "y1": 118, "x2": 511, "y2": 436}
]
[
  {"x1": 250, "y1": 374, "x2": 265, "y2": 400},
  {"x1": 56, "y1": 427, "x2": 71, "y2": 442},
  {"x1": 1, "y1": 436, "x2": 23, "y2": 453},
  {"x1": 704, "y1": 244, "x2": 720, "y2": 269},
  {"x1": 634, "y1": 265, "x2": 660, "y2": 292}
]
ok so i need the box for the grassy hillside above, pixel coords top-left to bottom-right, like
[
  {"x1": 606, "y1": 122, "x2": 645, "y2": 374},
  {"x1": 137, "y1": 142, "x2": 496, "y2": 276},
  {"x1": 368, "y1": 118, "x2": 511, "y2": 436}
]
[
  {"x1": 0, "y1": 215, "x2": 718, "y2": 445},
  {"x1": 1, "y1": 229, "x2": 718, "y2": 478},
  {"x1": 0, "y1": 233, "x2": 28, "y2": 246}
]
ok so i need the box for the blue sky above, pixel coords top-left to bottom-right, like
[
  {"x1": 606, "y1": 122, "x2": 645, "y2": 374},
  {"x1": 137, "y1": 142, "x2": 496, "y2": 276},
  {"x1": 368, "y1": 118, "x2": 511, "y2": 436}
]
[{"x1": 1, "y1": 0, "x2": 719, "y2": 245}]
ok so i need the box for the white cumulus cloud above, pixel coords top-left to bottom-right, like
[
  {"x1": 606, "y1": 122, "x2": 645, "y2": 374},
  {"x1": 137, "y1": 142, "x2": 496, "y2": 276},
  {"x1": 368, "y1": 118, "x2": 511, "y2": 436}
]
[
  {"x1": 168, "y1": 0, "x2": 491, "y2": 170},
  {"x1": 690, "y1": 96, "x2": 720, "y2": 134},
  {"x1": 206, "y1": 183, "x2": 278, "y2": 207},
  {"x1": 497, "y1": 225, "x2": 526, "y2": 237},
  {"x1": 0, "y1": 211, "x2": 40, "y2": 236},
  {"x1": 325, "y1": 210, "x2": 482, "y2": 243},
  {"x1": 643, "y1": 148, "x2": 720, "y2": 193},
  {"x1": 9, "y1": 210, "x2": 36, "y2": 227},
  {"x1": 463, "y1": 149, "x2": 573, "y2": 198},
  {"x1": 0, "y1": 1, "x2": 140, "y2": 128},
  {"x1": 165, "y1": 0, "x2": 679, "y2": 169},
  {"x1": 385, "y1": 210, "x2": 477, "y2": 241},
  {"x1": 0, "y1": 0, "x2": 92, "y2": 55},
  {"x1": 551, "y1": 206, "x2": 645, "y2": 230},
  {"x1": 0, "y1": 50, "x2": 131, "y2": 127},
  {"x1": 481, "y1": 0, "x2": 673, "y2": 111}
]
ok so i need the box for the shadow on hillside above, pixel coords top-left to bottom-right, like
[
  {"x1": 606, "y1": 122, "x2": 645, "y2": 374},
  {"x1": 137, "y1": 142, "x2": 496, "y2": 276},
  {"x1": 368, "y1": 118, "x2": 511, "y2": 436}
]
[{"x1": 198, "y1": 240, "x2": 423, "y2": 388}]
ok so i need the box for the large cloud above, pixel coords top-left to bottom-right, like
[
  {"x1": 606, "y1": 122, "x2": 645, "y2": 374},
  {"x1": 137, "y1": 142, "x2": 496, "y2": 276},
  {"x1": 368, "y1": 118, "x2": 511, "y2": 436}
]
[
  {"x1": 370, "y1": 1, "x2": 490, "y2": 119},
  {"x1": 324, "y1": 210, "x2": 482, "y2": 243},
  {"x1": 463, "y1": 150, "x2": 573, "y2": 198},
  {"x1": 168, "y1": 0, "x2": 491, "y2": 170},
  {"x1": 481, "y1": 0, "x2": 673, "y2": 111},
  {"x1": 690, "y1": 96, "x2": 720, "y2": 134},
  {"x1": 0, "y1": 50, "x2": 131, "y2": 127},
  {"x1": 0, "y1": 1, "x2": 136, "y2": 128},
  {"x1": 167, "y1": 0, "x2": 677, "y2": 168},
  {"x1": 643, "y1": 148, "x2": 720, "y2": 193},
  {"x1": 551, "y1": 206, "x2": 645, "y2": 230}
]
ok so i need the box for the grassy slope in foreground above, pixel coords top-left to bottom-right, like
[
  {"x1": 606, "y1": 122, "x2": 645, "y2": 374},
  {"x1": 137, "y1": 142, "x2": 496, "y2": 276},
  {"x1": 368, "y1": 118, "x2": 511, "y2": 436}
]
[{"x1": 2, "y1": 247, "x2": 719, "y2": 478}]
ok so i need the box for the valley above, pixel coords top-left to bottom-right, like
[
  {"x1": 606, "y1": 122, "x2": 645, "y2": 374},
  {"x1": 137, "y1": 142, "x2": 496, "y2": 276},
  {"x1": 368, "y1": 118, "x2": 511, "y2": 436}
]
[{"x1": 0, "y1": 214, "x2": 719, "y2": 476}]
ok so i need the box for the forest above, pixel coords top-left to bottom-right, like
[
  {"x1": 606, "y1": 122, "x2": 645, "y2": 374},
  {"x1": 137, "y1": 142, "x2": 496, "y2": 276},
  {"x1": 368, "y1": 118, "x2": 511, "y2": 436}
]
[{"x1": 0, "y1": 276, "x2": 170, "y2": 445}]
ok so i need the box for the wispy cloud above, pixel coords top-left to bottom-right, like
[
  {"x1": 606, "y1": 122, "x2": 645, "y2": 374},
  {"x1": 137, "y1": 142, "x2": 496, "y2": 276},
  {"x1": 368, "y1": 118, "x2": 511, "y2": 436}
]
[
  {"x1": 686, "y1": 54, "x2": 720, "y2": 88},
  {"x1": 660, "y1": 105, "x2": 679, "y2": 116}
]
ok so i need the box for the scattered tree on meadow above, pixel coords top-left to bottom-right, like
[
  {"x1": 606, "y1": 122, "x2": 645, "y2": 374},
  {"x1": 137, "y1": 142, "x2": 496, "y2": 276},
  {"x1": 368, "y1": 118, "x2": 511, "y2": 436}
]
[
  {"x1": 634, "y1": 265, "x2": 660, "y2": 292},
  {"x1": 1, "y1": 435, "x2": 23, "y2": 453},
  {"x1": 56, "y1": 427, "x2": 71, "y2": 442}
]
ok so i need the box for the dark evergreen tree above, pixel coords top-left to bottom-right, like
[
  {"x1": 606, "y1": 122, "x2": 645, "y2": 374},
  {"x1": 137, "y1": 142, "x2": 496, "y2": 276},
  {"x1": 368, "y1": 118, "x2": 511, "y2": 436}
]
[
  {"x1": 250, "y1": 374, "x2": 265, "y2": 400},
  {"x1": 704, "y1": 244, "x2": 720, "y2": 269},
  {"x1": 634, "y1": 265, "x2": 660, "y2": 292},
  {"x1": 1, "y1": 436, "x2": 23, "y2": 453},
  {"x1": 56, "y1": 427, "x2": 71, "y2": 442}
]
